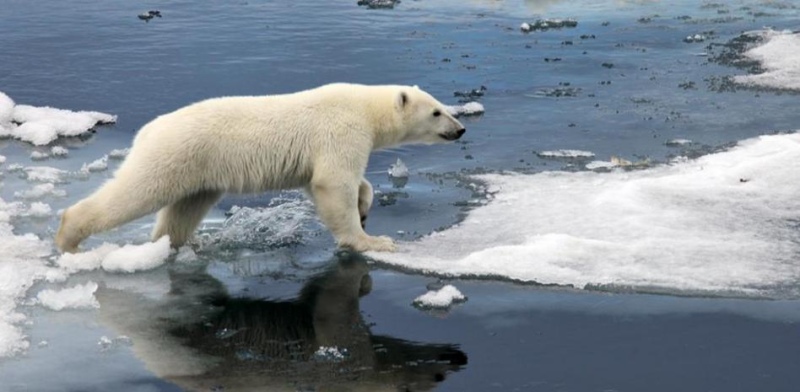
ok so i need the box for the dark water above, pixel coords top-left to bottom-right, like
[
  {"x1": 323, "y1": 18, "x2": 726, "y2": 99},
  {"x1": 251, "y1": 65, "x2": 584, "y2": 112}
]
[{"x1": 2, "y1": 0, "x2": 800, "y2": 391}]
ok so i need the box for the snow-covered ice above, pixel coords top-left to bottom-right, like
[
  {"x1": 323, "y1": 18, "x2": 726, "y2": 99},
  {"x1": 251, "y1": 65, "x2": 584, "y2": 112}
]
[
  {"x1": 413, "y1": 285, "x2": 466, "y2": 308},
  {"x1": 734, "y1": 29, "x2": 800, "y2": 91},
  {"x1": 0, "y1": 91, "x2": 116, "y2": 145},
  {"x1": 55, "y1": 243, "x2": 122, "y2": 273},
  {"x1": 36, "y1": 282, "x2": 100, "y2": 311},
  {"x1": 101, "y1": 236, "x2": 172, "y2": 273},
  {"x1": 370, "y1": 132, "x2": 800, "y2": 297}
]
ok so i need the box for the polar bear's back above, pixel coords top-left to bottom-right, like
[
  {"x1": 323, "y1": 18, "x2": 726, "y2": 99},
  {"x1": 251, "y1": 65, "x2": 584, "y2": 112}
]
[{"x1": 119, "y1": 84, "x2": 395, "y2": 194}]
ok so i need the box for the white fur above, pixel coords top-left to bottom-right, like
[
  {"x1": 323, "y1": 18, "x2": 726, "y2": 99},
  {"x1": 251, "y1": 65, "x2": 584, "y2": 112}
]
[{"x1": 56, "y1": 83, "x2": 465, "y2": 253}]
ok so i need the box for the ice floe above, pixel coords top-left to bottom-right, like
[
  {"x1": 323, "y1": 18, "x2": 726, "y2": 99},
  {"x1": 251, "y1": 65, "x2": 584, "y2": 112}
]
[
  {"x1": 370, "y1": 132, "x2": 800, "y2": 298},
  {"x1": 0, "y1": 91, "x2": 116, "y2": 146}
]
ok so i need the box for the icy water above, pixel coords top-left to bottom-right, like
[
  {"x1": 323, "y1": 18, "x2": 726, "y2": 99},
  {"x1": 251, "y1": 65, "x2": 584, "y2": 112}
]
[{"x1": 2, "y1": 0, "x2": 800, "y2": 391}]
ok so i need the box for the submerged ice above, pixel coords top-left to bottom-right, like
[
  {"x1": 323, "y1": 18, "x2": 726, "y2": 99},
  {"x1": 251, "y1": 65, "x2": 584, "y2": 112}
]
[{"x1": 371, "y1": 133, "x2": 800, "y2": 297}]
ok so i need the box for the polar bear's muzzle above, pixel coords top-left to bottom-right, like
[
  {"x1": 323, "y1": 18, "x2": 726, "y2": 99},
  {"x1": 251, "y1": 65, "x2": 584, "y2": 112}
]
[{"x1": 441, "y1": 127, "x2": 466, "y2": 141}]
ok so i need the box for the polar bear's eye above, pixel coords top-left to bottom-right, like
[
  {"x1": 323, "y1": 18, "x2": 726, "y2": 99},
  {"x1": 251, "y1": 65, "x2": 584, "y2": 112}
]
[{"x1": 433, "y1": 110, "x2": 441, "y2": 117}]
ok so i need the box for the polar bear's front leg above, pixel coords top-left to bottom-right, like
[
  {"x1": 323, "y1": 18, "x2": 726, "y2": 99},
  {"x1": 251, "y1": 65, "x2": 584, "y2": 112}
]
[
  {"x1": 309, "y1": 176, "x2": 395, "y2": 253},
  {"x1": 358, "y1": 177, "x2": 374, "y2": 228}
]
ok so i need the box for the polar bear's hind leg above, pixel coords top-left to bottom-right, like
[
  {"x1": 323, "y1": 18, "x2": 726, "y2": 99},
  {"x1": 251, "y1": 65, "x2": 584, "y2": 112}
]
[{"x1": 151, "y1": 190, "x2": 223, "y2": 247}]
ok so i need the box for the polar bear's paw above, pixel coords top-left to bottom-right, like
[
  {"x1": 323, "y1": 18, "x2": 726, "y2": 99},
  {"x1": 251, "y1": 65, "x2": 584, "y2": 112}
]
[{"x1": 343, "y1": 235, "x2": 397, "y2": 253}]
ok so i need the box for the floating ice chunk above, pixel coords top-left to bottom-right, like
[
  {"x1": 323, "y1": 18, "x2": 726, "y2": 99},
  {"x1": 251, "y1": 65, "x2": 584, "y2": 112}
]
[
  {"x1": 537, "y1": 149, "x2": 595, "y2": 159},
  {"x1": 6, "y1": 163, "x2": 23, "y2": 172},
  {"x1": 0, "y1": 91, "x2": 116, "y2": 145},
  {"x1": 585, "y1": 160, "x2": 617, "y2": 170},
  {"x1": 734, "y1": 29, "x2": 800, "y2": 90},
  {"x1": 314, "y1": 346, "x2": 348, "y2": 361},
  {"x1": 107, "y1": 148, "x2": 130, "y2": 160},
  {"x1": 36, "y1": 282, "x2": 99, "y2": 311},
  {"x1": 30, "y1": 151, "x2": 49, "y2": 161},
  {"x1": 24, "y1": 166, "x2": 66, "y2": 183},
  {"x1": 520, "y1": 18, "x2": 578, "y2": 33},
  {"x1": 55, "y1": 243, "x2": 121, "y2": 273},
  {"x1": 413, "y1": 285, "x2": 466, "y2": 308},
  {"x1": 388, "y1": 158, "x2": 409, "y2": 178},
  {"x1": 81, "y1": 155, "x2": 109, "y2": 173},
  {"x1": 14, "y1": 183, "x2": 67, "y2": 200},
  {"x1": 50, "y1": 146, "x2": 68, "y2": 157},
  {"x1": 25, "y1": 202, "x2": 51, "y2": 218},
  {"x1": 683, "y1": 34, "x2": 706, "y2": 43},
  {"x1": 0, "y1": 155, "x2": 6, "y2": 165},
  {"x1": 101, "y1": 236, "x2": 171, "y2": 273},
  {"x1": 446, "y1": 102, "x2": 485, "y2": 118}
]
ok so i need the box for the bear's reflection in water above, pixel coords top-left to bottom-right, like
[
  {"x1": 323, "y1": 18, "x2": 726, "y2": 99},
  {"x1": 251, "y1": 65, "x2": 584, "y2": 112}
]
[{"x1": 96, "y1": 251, "x2": 467, "y2": 392}]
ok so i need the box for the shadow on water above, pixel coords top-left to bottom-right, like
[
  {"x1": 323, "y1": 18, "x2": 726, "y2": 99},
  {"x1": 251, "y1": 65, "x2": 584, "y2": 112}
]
[{"x1": 96, "y1": 252, "x2": 467, "y2": 392}]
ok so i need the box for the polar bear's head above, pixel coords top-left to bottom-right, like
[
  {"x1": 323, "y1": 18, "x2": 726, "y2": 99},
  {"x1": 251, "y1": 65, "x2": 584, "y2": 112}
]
[{"x1": 394, "y1": 86, "x2": 466, "y2": 145}]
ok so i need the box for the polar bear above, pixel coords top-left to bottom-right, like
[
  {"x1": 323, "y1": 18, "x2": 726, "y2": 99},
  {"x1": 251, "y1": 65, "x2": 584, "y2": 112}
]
[{"x1": 55, "y1": 83, "x2": 466, "y2": 253}]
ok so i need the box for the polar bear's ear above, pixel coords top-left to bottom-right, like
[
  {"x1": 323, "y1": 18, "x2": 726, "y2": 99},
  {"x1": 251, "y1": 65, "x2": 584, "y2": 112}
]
[{"x1": 397, "y1": 91, "x2": 409, "y2": 110}]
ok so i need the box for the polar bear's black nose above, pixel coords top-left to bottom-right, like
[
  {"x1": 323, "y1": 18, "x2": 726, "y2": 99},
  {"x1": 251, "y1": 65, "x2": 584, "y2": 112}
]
[{"x1": 457, "y1": 128, "x2": 466, "y2": 137}]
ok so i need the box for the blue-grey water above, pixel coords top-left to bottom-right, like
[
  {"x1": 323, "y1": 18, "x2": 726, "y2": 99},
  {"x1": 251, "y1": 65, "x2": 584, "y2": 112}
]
[{"x1": 2, "y1": 0, "x2": 800, "y2": 391}]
